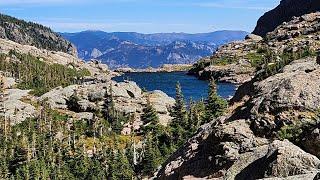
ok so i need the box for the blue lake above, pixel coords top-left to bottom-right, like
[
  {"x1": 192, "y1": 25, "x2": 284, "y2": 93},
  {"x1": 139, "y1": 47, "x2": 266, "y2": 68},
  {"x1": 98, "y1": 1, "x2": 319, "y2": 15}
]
[{"x1": 112, "y1": 72, "x2": 237, "y2": 101}]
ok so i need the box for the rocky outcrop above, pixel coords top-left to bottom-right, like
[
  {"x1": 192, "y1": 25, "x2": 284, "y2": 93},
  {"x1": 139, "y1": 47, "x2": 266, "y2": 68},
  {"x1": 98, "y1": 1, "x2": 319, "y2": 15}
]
[
  {"x1": 39, "y1": 80, "x2": 175, "y2": 133},
  {"x1": 0, "y1": 13, "x2": 77, "y2": 56},
  {"x1": 157, "y1": 56, "x2": 320, "y2": 179},
  {"x1": 0, "y1": 38, "x2": 111, "y2": 79},
  {"x1": 188, "y1": 38, "x2": 260, "y2": 84},
  {"x1": 189, "y1": 11, "x2": 320, "y2": 84},
  {"x1": 157, "y1": 120, "x2": 320, "y2": 179},
  {"x1": 265, "y1": 12, "x2": 320, "y2": 54},
  {"x1": 196, "y1": 61, "x2": 255, "y2": 84},
  {"x1": 3, "y1": 89, "x2": 37, "y2": 125},
  {"x1": 245, "y1": 34, "x2": 263, "y2": 41},
  {"x1": 252, "y1": 0, "x2": 320, "y2": 37},
  {"x1": 40, "y1": 85, "x2": 78, "y2": 109},
  {"x1": 249, "y1": 57, "x2": 320, "y2": 137}
]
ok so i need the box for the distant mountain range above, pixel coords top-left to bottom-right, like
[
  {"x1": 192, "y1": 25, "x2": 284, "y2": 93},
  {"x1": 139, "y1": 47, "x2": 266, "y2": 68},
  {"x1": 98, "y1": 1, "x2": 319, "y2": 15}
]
[{"x1": 61, "y1": 30, "x2": 248, "y2": 69}]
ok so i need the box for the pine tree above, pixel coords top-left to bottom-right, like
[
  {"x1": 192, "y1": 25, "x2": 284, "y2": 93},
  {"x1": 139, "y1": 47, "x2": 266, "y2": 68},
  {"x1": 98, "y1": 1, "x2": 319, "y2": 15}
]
[
  {"x1": 142, "y1": 96, "x2": 159, "y2": 129},
  {"x1": 109, "y1": 149, "x2": 134, "y2": 179},
  {"x1": 171, "y1": 82, "x2": 187, "y2": 127},
  {"x1": 142, "y1": 135, "x2": 161, "y2": 176},
  {"x1": 205, "y1": 79, "x2": 227, "y2": 123},
  {"x1": 104, "y1": 84, "x2": 115, "y2": 120},
  {"x1": 169, "y1": 82, "x2": 189, "y2": 146}
]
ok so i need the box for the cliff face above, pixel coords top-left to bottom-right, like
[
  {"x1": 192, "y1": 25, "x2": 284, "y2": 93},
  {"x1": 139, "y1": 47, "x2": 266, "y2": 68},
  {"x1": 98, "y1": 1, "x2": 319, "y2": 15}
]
[
  {"x1": 252, "y1": 0, "x2": 320, "y2": 37},
  {"x1": 0, "y1": 14, "x2": 77, "y2": 56}
]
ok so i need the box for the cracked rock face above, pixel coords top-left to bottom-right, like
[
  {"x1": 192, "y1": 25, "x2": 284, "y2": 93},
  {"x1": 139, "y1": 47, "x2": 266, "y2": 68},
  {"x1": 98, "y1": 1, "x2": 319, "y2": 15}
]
[
  {"x1": 253, "y1": 0, "x2": 320, "y2": 37},
  {"x1": 156, "y1": 119, "x2": 320, "y2": 179},
  {"x1": 249, "y1": 58, "x2": 320, "y2": 137},
  {"x1": 3, "y1": 89, "x2": 37, "y2": 125}
]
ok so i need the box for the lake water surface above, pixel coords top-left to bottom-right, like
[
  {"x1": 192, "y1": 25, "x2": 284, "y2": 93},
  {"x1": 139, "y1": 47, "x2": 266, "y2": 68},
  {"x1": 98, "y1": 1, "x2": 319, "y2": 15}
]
[{"x1": 112, "y1": 72, "x2": 236, "y2": 101}]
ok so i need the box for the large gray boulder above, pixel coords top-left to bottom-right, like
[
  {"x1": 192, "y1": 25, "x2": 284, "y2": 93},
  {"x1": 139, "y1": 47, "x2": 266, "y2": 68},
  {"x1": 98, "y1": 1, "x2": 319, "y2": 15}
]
[
  {"x1": 112, "y1": 81, "x2": 142, "y2": 98},
  {"x1": 250, "y1": 57, "x2": 320, "y2": 136},
  {"x1": 157, "y1": 120, "x2": 320, "y2": 179},
  {"x1": 245, "y1": 34, "x2": 263, "y2": 41},
  {"x1": 3, "y1": 89, "x2": 37, "y2": 125},
  {"x1": 39, "y1": 85, "x2": 78, "y2": 109}
]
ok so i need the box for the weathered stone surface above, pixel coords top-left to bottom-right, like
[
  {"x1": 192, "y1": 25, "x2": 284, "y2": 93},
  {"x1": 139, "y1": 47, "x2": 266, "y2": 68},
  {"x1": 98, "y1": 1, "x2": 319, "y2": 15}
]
[
  {"x1": 112, "y1": 81, "x2": 142, "y2": 99},
  {"x1": 3, "y1": 89, "x2": 37, "y2": 124},
  {"x1": 0, "y1": 38, "x2": 110, "y2": 79},
  {"x1": 75, "y1": 112, "x2": 94, "y2": 120},
  {"x1": 250, "y1": 58, "x2": 320, "y2": 136},
  {"x1": 253, "y1": 0, "x2": 320, "y2": 37},
  {"x1": 149, "y1": 90, "x2": 175, "y2": 125},
  {"x1": 199, "y1": 63, "x2": 255, "y2": 84},
  {"x1": 0, "y1": 14, "x2": 77, "y2": 56},
  {"x1": 39, "y1": 80, "x2": 175, "y2": 134},
  {"x1": 245, "y1": 34, "x2": 263, "y2": 41},
  {"x1": 40, "y1": 85, "x2": 78, "y2": 109},
  {"x1": 157, "y1": 120, "x2": 268, "y2": 179},
  {"x1": 190, "y1": 11, "x2": 320, "y2": 84},
  {"x1": 157, "y1": 119, "x2": 320, "y2": 179}
]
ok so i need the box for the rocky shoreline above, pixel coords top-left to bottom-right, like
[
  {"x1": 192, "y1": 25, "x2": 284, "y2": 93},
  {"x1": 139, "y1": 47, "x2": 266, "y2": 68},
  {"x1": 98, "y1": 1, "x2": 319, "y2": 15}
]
[
  {"x1": 115, "y1": 64, "x2": 192, "y2": 73},
  {"x1": 188, "y1": 12, "x2": 320, "y2": 85}
]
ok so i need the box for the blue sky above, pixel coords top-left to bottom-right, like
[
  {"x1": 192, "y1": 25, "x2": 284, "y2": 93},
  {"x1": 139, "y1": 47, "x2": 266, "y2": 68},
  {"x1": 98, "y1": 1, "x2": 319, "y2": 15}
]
[{"x1": 0, "y1": 0, "x2": 280, "y2": 33}]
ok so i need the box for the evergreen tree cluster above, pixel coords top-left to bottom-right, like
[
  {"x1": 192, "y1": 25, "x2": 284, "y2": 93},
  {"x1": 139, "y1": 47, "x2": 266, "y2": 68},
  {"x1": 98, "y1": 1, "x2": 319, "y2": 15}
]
[
  {"x1": 0, "y1": 59, "x2": 228, "y2": 179},
  {"x1": 0, "y1": 103, "x2": 138, "y2": 179},
  {"x1": 134, "y1": 80, "x2": 228, "y2": 176},
  {"x1": 253, "y1": 46, "x2": 317, "y2": 81},
  {"x1": 0, "y1": 50, "x2": 91, "y2": 96}
]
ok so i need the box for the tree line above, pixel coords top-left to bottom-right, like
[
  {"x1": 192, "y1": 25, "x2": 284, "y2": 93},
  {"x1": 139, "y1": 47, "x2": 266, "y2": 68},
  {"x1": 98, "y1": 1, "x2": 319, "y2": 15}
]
[
  {"x1": 0, "y1": 74, "x2": 227, "y2": 179},
  {"x1": 0, "y1": 50, "x2": 90, "y2": 96}
]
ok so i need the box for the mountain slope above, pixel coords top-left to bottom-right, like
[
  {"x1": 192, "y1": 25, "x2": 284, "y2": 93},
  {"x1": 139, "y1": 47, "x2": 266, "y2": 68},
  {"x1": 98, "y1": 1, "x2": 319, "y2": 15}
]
[
  {"x1": 0, "y1": 13, "x2": 77, "y2": 56},
  {"x1": 253, "y1": 0, "x2": 320, "y2": 37},
  {"x1": 157, "y1": 11, "x2": 320, "y2": 179},
  {"x1": 98, "y1": 40, "x2": 216, "y2": 68},
  {"x1": 62, "y1": 30, "x2": 248, "y2": 68}
]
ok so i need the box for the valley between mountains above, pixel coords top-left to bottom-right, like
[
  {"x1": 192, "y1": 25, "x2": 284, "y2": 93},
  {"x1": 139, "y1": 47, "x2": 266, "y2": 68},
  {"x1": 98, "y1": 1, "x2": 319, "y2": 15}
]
[{"x1": 1, "y1": 0, "x2": 320, "y2": 179}]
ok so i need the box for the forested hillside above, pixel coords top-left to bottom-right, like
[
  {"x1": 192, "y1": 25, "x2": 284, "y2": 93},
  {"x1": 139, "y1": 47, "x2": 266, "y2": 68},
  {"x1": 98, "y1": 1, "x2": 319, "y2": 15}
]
[
  {"x1": 0, "y1": 50, "x2": 90, "y2": 96},
  {"x1": 0, "y1": 14, "x2": 77, "y2": 56},
  {"x1": 0, "y1": 72, "x2": 226, "y2": 178}
]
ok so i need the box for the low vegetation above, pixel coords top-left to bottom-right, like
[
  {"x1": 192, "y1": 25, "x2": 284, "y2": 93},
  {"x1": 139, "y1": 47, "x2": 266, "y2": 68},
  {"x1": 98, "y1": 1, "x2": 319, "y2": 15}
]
[{"x1": 0, "y1": 50, "x2": 90, "y2": 96}]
